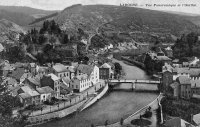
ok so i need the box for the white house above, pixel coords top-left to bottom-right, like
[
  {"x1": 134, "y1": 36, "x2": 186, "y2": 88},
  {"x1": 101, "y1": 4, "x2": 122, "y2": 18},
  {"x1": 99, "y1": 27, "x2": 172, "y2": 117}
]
[
  {"x1": 70, "y1": 74, "x2": 91, "y2": 92},
  {"x1": 90, "y1": 65, "x2": 99, "y2": 85},
  {"x1": 36, "y1": 86, "x2": 54, "y2": 103}
]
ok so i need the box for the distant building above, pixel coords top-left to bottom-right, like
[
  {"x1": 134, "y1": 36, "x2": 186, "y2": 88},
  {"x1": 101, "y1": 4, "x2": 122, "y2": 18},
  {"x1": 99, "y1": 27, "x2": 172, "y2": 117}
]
[
  {"x1": 99, "y1": 68, "x2": 109, "y2": 80},
  {"x1": 100, "y1": 63, "x2": 114, "y2": 79},
  {"x1": 176, "y1": 76, "x2": 192, "y2": 99}
]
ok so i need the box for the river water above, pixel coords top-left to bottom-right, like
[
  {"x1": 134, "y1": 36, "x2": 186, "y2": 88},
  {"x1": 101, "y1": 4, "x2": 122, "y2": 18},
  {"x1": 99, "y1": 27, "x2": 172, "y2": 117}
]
[{"x1": 37, "y1": 59, "x2": 158, "y2": 127}]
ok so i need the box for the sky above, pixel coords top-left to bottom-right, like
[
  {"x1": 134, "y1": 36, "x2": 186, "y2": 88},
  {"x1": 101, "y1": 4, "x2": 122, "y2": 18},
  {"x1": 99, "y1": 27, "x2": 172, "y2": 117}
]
[{"x1": 0, "y1": 0, "x2": 200, "y2": 15}]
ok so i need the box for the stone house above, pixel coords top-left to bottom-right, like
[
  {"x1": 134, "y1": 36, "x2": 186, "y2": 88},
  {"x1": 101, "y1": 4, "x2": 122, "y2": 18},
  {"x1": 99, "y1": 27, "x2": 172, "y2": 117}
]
[
  {"x1": 18, "y1": 86, "x2": 40, "y2": 106},
  {"x1": 52, "y1": 63, "x2": 70, "y2": 78},
  {"x1": 36, "y1": 86, "x2": 55, "y2": 103},
  {"x1": 176, "y1": 76, "x2": 192, "y2": 99},
  {"x1": 40, "y1": 74, "x2": 61, "y2": 98}
]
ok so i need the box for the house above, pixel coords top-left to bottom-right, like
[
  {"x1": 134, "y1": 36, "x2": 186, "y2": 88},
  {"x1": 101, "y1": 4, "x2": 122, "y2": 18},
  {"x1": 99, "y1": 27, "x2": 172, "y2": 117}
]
[
  {"x1": 52, "y1": 63, "x2": 70, "y2": 78},
  {"x1": 70, "y1": 74, "x2": 91, "y2": 92},
  {"x1": 18, "y1": 86, "x2": 40, "y2": 106},
  {"x1": 90, "y1": 65, "x2": 99, "y2": 85},
  {"x1": 164, "y1": 117, "x2": 195, "y2": 127},
  {"x1": 190, "y1": 76, "x2": 200, "y2": 95},
  {"x1": 99, "y1": 68, "x2": 109, "y2": 79},
  {"x1": 177, "y1": 76, "x2": 192, "y2": 99},
  {"x1": 76, "y1": 64, "x2": 93, "y2": 76},
  {"x1": 60, "y1": 83, "x2": 73, "y2": 96},
  {"x1": 173, "y1": 67, "x2": 200, "y2": 80},
  {"x1": 23, "y1": 75, "x2": 41, "y2": 89},
  {"x1": 40, "y1": 73, "x2": 60, "y2": 98},
  {"x1": 36, "y1": 66, "x2": 49, "y2": 77},
  {"x1": 36, "y1": 86, "x2": 55, "y2": 103},
  {"x1": 100, "y1": 63, "x2": 114, "y2": 79},
  {"x1": 9, "y1": 67, "x2": 26, "y2": 82},
  {"x1": 20, "y1": 72, "x2": 32, "y2": 84}
]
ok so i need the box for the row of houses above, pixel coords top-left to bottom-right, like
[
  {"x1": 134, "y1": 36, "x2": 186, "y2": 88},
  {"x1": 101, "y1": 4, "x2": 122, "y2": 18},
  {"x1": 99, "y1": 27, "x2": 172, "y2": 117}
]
[
  {"x1": 1, "y1": 61, "x2": 114, "y2": 107},
  {"x1": 162, "y1": 59, "x2": 200, "y2": 100}
]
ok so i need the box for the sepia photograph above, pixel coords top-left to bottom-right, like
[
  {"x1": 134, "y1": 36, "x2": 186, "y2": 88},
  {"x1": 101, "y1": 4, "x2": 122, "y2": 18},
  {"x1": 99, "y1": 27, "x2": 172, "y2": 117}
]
[{"x1": 0, "y1": 0, "x2": 200, "y2": 127}]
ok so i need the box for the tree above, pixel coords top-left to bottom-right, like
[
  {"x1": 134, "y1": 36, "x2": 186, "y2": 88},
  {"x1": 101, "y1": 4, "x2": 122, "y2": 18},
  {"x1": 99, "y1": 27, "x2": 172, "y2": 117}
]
[
  {"x1": 49, "y1": 36, "x2": 56, "y2": 45},
  {"x1": 186, "y1": 32, "x2": 198, "y2": 56}
]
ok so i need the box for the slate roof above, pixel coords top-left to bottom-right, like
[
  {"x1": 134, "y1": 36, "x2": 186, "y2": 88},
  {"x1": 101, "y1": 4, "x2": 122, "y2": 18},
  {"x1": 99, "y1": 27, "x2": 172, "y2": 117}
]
[
  {"x1": 36, "y1": 86, "x2": 54, "y2": 94},
  {"x1": 53, "y1": 64, "x2": 69, "y2": 73},
  {"x1": 156, "y1": 56, "x2": 172, "y2": 61},
  {"x1": 62, "y1": 77, "x2": 71, "y2": 84},
  {"x1": 100, "y1": 63, "x2": 111, "y2": 69},
  {"x1": 10, "y1": 67, "x2": 25, "y2": 81},
  {"x1": 19, "y1": 93, "x2": 31, "y2": 99},
  {"x1": 177, "y1": 76, "x2": 191, "y2": 85},
  {"x1": 76, "y1": 74, "x2": 88, "y2": 81},
  {"x1": 27, "y1": 75, "x2": 41, "y2": 86},
  {"x1": 48, "y1": 73, "x2": 60, "y2": 81},
  {"x1": 76, "y1": 64, "x2": 93, "y2": 76},
  {"x1": 173, "y1": 68, "x2": 200, "y2": 76},
  {"x1": 20, "y1": 86, "x2": 39, "y2": 97}
]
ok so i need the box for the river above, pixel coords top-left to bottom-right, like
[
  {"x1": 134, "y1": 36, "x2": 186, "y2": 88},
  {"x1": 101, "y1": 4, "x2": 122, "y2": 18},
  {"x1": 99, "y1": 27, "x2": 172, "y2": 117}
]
[{"x1": 36, "y1": 59, "x2": 158, "y2": 127}]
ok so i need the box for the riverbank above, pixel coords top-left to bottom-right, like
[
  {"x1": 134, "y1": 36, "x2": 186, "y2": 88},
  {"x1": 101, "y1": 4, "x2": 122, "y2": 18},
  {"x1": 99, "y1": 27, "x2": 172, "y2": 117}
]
[
  {"x1": 97, "y1": 93, "x2": 163, "y2": 127},
  {"x1": 26, "y1": 81, "x2": 108, "y2": 126},
  {"x1": 37, "y1": 58, "x2": 157, "y2": 127}
]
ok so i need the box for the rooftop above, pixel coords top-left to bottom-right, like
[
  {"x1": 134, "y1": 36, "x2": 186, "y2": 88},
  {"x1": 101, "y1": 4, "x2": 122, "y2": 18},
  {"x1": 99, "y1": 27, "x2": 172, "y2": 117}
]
[
  {"x1": 155, "y1": 56, "x2": 172, "y2": 61},
  {"x1": 53, "y1": 63, "x2": 69, "y2": 73},
  {"x1": 20, "y1": 86, "x2": 39, "y2": 97},
  {"x1": 177, "y1": 76, "x2": 191, "y2": 85},
  {"x1": 62, "y1": 77, "x2": 71, "y2": 84},
  {"x1": 48, "y1": 73, "x2": 60, "y2": 81},
  {"x1": 36, "y1": 86, "x2": 54, "y2": 94},
  {"x1": 76, "y1": 64, "x2": 94, "y2": 76}
]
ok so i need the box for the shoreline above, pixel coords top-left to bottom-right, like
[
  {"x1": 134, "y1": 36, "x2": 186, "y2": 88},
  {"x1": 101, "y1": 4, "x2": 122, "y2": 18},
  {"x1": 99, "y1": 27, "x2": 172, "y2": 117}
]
[
  {"x1": 25, "y1": 84, "x2": 109, "y2": 127},
  {"x1": 97, "y1": 93, "x2": 162, "y2": 127}
]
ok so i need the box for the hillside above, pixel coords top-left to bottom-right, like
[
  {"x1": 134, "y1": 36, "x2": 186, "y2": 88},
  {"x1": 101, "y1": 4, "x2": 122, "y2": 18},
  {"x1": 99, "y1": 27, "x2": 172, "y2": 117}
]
[
  {"x1": 0, "y1": 9, "x2": 34, "y2": 26},
  {"x1": 0, "y1": 6, "x2": 58, "y2": 18},
  {"x1": 31, "y1": 4, "x2": 199, "y2": 37},
  {"x1": 0, "y1": 19, "x2": 25, "y2": 43}
]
